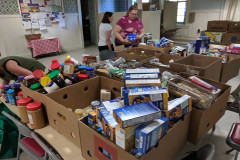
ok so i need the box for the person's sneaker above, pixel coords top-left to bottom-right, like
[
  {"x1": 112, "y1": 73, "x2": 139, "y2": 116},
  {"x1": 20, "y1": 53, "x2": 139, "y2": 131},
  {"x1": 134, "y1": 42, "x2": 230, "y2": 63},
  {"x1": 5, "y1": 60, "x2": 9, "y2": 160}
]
[{"x1": 181, "y1": 144, "x2": 215, "y2": 160}]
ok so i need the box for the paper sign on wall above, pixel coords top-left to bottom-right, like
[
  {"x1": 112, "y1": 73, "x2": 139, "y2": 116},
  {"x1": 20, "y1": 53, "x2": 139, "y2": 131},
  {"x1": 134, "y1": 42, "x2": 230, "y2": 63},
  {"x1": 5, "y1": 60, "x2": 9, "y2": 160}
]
[
  {"x1": 23, "y1": 21, "x2": 31, "y2": 29},
  {"x1": 32, "y1": 22, "x2": 40, "y2": 29},
  {"x1": 39, "y1": 19, "x2": 47, "y2": 30},
  {"x1": 23, "y1": 0, "x2": 30, "y2": 3}
]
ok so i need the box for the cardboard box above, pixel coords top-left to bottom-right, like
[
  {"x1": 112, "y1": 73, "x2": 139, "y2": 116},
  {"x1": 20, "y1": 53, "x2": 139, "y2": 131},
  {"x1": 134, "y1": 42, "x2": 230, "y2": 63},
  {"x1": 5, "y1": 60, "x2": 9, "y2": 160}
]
[
  {"x1": 138, "y1": 44, "x2": 170, "y2": 54},
  {"x1": 117, "y1": 47, "x2": 157, "y2": 62},
  {"x1": 221, "y1": 33, "x2": 240, "y2": 45},
  {"x1": 220, "y1": 54, "x2": 240, "y2": 82},
  {"x1": 141, "y1": 53, "x2": 182, "y2": 69},
  {"x1": 228, "y1": 21, "x2": 240, "y2": 33},
  {"x1": 45, "y1": 76, "x2": 124, "y2": 147},
  {"x1": 179, "y1": 73, "x2": 231, "y2": 144},
  {"x1": 78, "y1": 113, "x2": 191, "y2": 160},
  {"x1": 200, "y1": 31, "x2": 224, "y2": 43},
  {"x1": 207, "y1": 21, "x2": 230, "y2": 32},
  {"x1": 170, "y1": 54, "x2": 222, "y2": 81}
]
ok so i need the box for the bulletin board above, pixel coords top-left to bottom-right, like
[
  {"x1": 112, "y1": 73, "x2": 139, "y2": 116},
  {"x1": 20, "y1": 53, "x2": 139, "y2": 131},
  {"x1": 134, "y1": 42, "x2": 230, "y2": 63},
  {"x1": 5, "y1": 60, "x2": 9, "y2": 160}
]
[{"x1": 19, "y1": 0, "x2": 66, "y2": 30}]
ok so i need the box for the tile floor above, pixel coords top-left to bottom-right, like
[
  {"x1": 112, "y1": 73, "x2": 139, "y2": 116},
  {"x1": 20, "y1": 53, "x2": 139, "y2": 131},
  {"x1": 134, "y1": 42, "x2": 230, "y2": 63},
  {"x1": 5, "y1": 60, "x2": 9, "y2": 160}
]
[{"x1": 5, "y1": 45, "x2": 240, "y2": 160}]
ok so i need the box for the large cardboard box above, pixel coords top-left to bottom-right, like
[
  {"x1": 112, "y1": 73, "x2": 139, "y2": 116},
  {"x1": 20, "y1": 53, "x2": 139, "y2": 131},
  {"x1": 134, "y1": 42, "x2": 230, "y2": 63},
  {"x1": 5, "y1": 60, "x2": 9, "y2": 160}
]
[
  {"x1": 178, "y1": 73, "x2": 231, "y2": 144},
  {"x1": 138, "y1": 44, "x2": 170, "y2": 53},
  {"x1": 78, "y1": 113, "x2": 191, "y2": 160},
  {"x1": 220, "y1": 54, "x2": 240, "y2": 83},
  {"x1": 170, "y1": 54, "x2": 222, "y2": 81},
  {"x1": 221, "y1": 33, "x2": 240, "y2": 45},
  {"x1": 116, "y1": 47, "x2": 158, "y2": 61},
  {"x1": 200, "y1": 31, "x2": 224, "y2": 43},
  {"x1": 228, "y1": 21, "x2": 240, "y2": 33},
  {"x1": 207, "y1": 20, "x2": 230, "y2": 32},
  {"x1": 45, "y1": 76, "x2": 124, "y2": 147}
]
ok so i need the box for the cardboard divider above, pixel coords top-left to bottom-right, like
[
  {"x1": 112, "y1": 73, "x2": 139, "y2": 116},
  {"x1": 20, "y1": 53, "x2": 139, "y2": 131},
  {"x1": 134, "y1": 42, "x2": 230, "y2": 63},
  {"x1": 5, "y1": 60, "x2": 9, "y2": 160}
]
[
  {"x1": 170, "y1": 54, "x2": 222, "y2": 81},
  {"x1": 220, "y1": 54, "x2": 240, "y2": 82},
  {"x1": 138, "y1": 44, "x2": 171, "y2": 53},
  {"x1": 78, "y1": 113, "x2": 191, "y2": 160},
  {"x1": 44, "y1": 76, "x2": 124, "y2": 147},
  {"x1": 178, "y1": 73, "x2": 231, "y2": 144}
]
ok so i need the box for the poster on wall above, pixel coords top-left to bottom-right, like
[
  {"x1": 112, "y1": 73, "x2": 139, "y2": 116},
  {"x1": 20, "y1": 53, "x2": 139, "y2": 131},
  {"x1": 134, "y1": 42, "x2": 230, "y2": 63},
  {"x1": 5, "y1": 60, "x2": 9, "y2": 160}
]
[{"x1": 19, "y1": 0, "x2": 65, "y2": 31}]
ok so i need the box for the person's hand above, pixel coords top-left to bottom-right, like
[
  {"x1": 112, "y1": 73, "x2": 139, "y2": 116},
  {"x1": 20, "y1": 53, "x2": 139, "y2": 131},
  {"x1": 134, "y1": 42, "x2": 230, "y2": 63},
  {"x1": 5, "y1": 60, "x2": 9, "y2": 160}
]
[
  {"x1": 121, "y1": 39, "x2": 132, "y2": 45},
  {"x1": 136, "y1": 35, "x2": 142, "y2": 40}
]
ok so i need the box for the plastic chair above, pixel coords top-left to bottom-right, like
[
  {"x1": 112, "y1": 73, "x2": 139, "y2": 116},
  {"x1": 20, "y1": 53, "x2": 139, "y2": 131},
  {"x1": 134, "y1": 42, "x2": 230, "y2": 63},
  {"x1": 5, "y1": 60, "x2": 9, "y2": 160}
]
[
  {"x1": 2, "y1": 111, "x2": 61, "y2": 160},
  {"x1": 226, "y1": 123, "x2": 240, "y2": 160}
]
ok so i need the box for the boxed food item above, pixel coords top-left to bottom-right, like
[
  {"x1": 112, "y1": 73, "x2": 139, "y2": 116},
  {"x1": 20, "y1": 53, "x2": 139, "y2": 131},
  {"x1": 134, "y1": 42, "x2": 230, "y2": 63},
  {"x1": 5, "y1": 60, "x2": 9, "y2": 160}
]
[
  {"x1": 88, "y1": 110, "x2": 96, "y2": 125},
  {"x1": 113, "y1": 102, "x2": 162, "y2": 128},
  {"x1": 100, "y1": 89, "x2": 111, "y2": 102},
  {"x1": 122, "y1": 87, "x2": 168, "y2": 110},
  {"x1": 135, "y1": 117, "x2": 169, "y2": 156},
  {"x1": 163, "y1": 95, "x2": 192, "y2": 123},
  {"x1": 200, "y1": 31, "x2": 224, "y2": 43},
  {"x1": 115, "y1": 125, "x2": 139, "y2": 152}
]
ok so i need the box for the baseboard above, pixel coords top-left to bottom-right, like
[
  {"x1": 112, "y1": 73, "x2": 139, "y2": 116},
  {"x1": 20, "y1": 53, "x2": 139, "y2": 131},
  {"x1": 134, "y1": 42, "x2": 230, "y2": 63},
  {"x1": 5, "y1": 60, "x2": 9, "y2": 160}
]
[{"x1": 61, "y1": 45, "x2": 83, "y2": 52}]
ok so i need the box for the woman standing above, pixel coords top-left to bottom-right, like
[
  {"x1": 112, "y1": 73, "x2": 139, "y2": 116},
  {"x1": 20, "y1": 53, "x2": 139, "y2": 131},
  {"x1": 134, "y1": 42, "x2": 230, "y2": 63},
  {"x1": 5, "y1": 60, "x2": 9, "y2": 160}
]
[
  {"x1": 114, "y1": 5, "x2": 144, "y2": 47},
  {"x1": 98, "y1": 12, "x2": 114, "y2": 51}
]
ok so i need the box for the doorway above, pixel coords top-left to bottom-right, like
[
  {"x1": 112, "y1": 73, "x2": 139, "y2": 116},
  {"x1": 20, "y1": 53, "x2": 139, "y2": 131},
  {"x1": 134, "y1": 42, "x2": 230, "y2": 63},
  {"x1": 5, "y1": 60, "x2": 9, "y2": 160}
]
[{"x1": 80, "y1": 0, "x2": 91, "y2": 47}]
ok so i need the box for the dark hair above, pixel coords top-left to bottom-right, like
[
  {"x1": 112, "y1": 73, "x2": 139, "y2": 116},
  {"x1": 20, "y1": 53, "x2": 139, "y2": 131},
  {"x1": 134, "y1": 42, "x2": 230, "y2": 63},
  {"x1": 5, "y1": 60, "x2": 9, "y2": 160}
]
[
  {"x1": 126, "y1": 5, "x2": 138, "y2": 17},
  {"x1": 102, "y1": 12, "x2": 113, "y2": 23}
]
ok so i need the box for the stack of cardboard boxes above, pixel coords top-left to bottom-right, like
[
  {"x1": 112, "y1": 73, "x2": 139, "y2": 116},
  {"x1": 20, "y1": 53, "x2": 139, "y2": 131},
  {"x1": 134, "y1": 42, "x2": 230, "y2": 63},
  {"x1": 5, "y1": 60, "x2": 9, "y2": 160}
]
[{"x1": 201, "y1": 20, "x2": 240, "y2": 44}]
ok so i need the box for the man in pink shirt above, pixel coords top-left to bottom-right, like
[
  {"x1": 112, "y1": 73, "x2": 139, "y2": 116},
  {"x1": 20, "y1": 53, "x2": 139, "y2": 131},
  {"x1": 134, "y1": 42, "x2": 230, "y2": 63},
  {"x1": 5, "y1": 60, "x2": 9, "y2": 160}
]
[{"x1": 114, "y1": 5, "x2": 145, "y2": 47}]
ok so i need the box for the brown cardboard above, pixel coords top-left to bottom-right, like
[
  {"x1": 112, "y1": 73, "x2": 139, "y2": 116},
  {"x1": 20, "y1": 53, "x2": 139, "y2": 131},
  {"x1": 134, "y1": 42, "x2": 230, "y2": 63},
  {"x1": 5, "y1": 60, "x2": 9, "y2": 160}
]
[
  {"x1": 116, "y1": 47, "x2": 156, "y2": 62},
  {"x1": 78, "y1": 113, "x2": 191, "y2": 160},
  {"x1": 45, "y1": 76, "x2": 124, "y2": 147},
  {"x1": 138, "y1": 44, "x2": 170, "y2": 53},
  {"x1": 228, "y1": 21, "x2": 240, "y2": 33},
  {"x1": 114, "y1": 45, "x2": 125, "y2": 53},
  {"x1": 221, "y1": 33, "x2": 240, "y2": 45},
  {"x1": 220, "y1": 54, "x2": 240, "y2": 82},
  {"x1": 207, "y1": 20, "x2": 231, "y2": 32},
  {"x1": 170, "y1": 54, "x2": 222, "y2": 81},
  {"x1": 178, "y1": 73, "x2": 231, "y2": 144}
]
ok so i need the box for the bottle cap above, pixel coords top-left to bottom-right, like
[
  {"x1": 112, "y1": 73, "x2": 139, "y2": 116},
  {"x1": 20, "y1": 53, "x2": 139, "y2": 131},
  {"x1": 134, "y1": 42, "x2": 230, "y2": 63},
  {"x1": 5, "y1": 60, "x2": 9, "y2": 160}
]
[
  {"x1": 17, "y1": 91, "x2": 23, "y2": 97},
  {"x1": 86, "y1": 67, "x2": 94, "y2": 71},
  {"x1": 17, "y1": 97, "x2": 32, "y2": 106},
  {"x1": 78, "y1": 74, "x2": 88, "y2": 80},
  {"x1": 64, "y1": 55, "x2": 71, "y2": 62},
  {"x1": 78, "y1": 66, "x2": 88, "y2": 71},
  {"x1": 33, "y1": 69, "x2": 44, "y2": 79},
  {"x1": 30, "y1": 83, "x2": 41, "y2": 91},
  {"x1": 13, "y1": 83, "x2": 21, "y2": 88},
  {"x1": 7, "y1": 89, "x2": 14, "y2": 94},
  {"x1": 40, "y1": 77, "x2": 52, "y2": 87},
  {"x1": 27, "y1": 102, "x2": 42, "y2": 111},
  {"x1": 49, "y1": 70, "x2": 60, "y2": 80}
]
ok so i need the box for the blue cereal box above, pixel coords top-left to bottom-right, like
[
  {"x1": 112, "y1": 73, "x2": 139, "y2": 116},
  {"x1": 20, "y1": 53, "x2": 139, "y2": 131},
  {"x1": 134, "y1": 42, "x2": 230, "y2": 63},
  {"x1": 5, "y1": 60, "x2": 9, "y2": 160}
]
[
  {"x1": 123, "y1": 87, "x2": 168, "y2": 110},
  {"x1": 135, "y1": 117, "x2": 169, "y2": 155},
  {"x1": 97, "y1": 105, "x2": 118, "y2": 141},
  {"x1": 163, "y1": 95, "x2": 192, "y2": 124},
  {"x1": 113, "y1": 102, "x2": 161, "y2": 128},
  {"x1": 88, "y1": 110, "x2": 96, "y2": 125}
]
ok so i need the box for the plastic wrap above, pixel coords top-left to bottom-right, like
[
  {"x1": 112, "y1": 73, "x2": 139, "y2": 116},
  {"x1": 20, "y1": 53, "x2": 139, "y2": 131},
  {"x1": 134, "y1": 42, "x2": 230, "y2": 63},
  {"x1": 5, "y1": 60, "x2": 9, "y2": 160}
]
[{"x1": 166, "y1": 74, "x2": 215, "y2": 110}]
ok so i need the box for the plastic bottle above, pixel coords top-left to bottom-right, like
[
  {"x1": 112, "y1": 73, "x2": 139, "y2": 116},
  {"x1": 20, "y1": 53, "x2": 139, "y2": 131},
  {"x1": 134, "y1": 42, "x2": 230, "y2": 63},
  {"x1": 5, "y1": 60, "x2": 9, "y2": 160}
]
[
  {"x1": 24, "y1": 75, "x2": 37, "y2": 88},
  {"x1": 16, "y1": 76, "x2": 24, "y2": 83},
  {"x1": 78, "y1": 66, "x2": 88, "y2": 74},
  {"x1": 7, "y1": 89, "x2": 16, "y2": 105},
  {"x1": 51, "y1": 59, "x2": 62, "y2": 72},
  {"x1": 44, "y1": 81, "x2": 60, "y2": 93},
  {"x1": 68, "y1": 74, "x2": 79, "y2": 84},
  {"x1": 65, "y1": 55, "x2": 79, "y2": 66},
  {"x1": 27, "y1": 102, "x2": 45, "y2": 129},
  {"x1": 30, "y1": 83, "x2": 42, "y2": 92},
  {"x1": 17, "y1": 97, "x2": 33, "y2": 123},
  {"x1": 85, "y1": 67, "x2": 95, "y2": 79},
  {"x1": 3, "y1": 85, "x2": 11, "y2": 103},
  {"x1": 13, "y1": 83, "x2": 22, "y2": 104},
  {"x1": 40, "y1": 77, "x2": 52, "y2": 87}
]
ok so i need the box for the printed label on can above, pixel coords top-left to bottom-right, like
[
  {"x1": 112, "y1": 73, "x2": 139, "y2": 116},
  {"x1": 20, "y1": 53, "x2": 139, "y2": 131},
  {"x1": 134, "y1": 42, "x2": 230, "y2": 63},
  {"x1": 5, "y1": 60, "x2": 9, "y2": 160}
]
[{"x1": 28, "y1": 114, "x2": 34, "y2": 126}]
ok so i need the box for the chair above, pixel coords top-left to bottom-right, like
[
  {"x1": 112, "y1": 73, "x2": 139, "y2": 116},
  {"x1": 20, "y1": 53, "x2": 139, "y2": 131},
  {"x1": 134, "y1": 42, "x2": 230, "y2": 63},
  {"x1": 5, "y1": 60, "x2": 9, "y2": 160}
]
[
  {"x1": 2, "y1": 111, "x2": 61, "y2": 160},
  {"x1": 226, "y1": 123, "x2": 240, "y2": 160}
]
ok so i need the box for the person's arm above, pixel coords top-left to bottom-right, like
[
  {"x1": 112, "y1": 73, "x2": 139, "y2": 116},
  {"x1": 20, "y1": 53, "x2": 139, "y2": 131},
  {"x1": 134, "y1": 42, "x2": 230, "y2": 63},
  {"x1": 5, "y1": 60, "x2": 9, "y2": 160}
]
[
  {"x1": 114, "y1": 25, "x2": 131, "y2": 45},
  {"x1": 5, "y1": 60, "x2": 33, "y2": 77},
  {"x1": 136, "y1": 28, "x2": 145, "y2": 40},
  {"x1": 106, "y1": 30, "x2": 112, "y2": 51}
]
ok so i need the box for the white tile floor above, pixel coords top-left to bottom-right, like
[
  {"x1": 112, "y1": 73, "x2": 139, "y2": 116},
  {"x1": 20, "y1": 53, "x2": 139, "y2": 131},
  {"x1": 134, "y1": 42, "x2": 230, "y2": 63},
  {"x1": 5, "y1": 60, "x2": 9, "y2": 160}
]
[{"x1": 6, "y1": 45, "x2": 240, "y2": 160}]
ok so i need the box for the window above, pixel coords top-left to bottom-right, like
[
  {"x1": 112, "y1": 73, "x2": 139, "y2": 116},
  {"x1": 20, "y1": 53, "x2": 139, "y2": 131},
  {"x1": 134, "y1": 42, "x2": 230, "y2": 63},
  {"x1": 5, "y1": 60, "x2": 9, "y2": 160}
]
[
  {"x1": 142, "y1": 0, "x2": 150, "y2": 3},
  {"x1": 169, "y1": 0, "x2": 187, "y2": 24}
]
